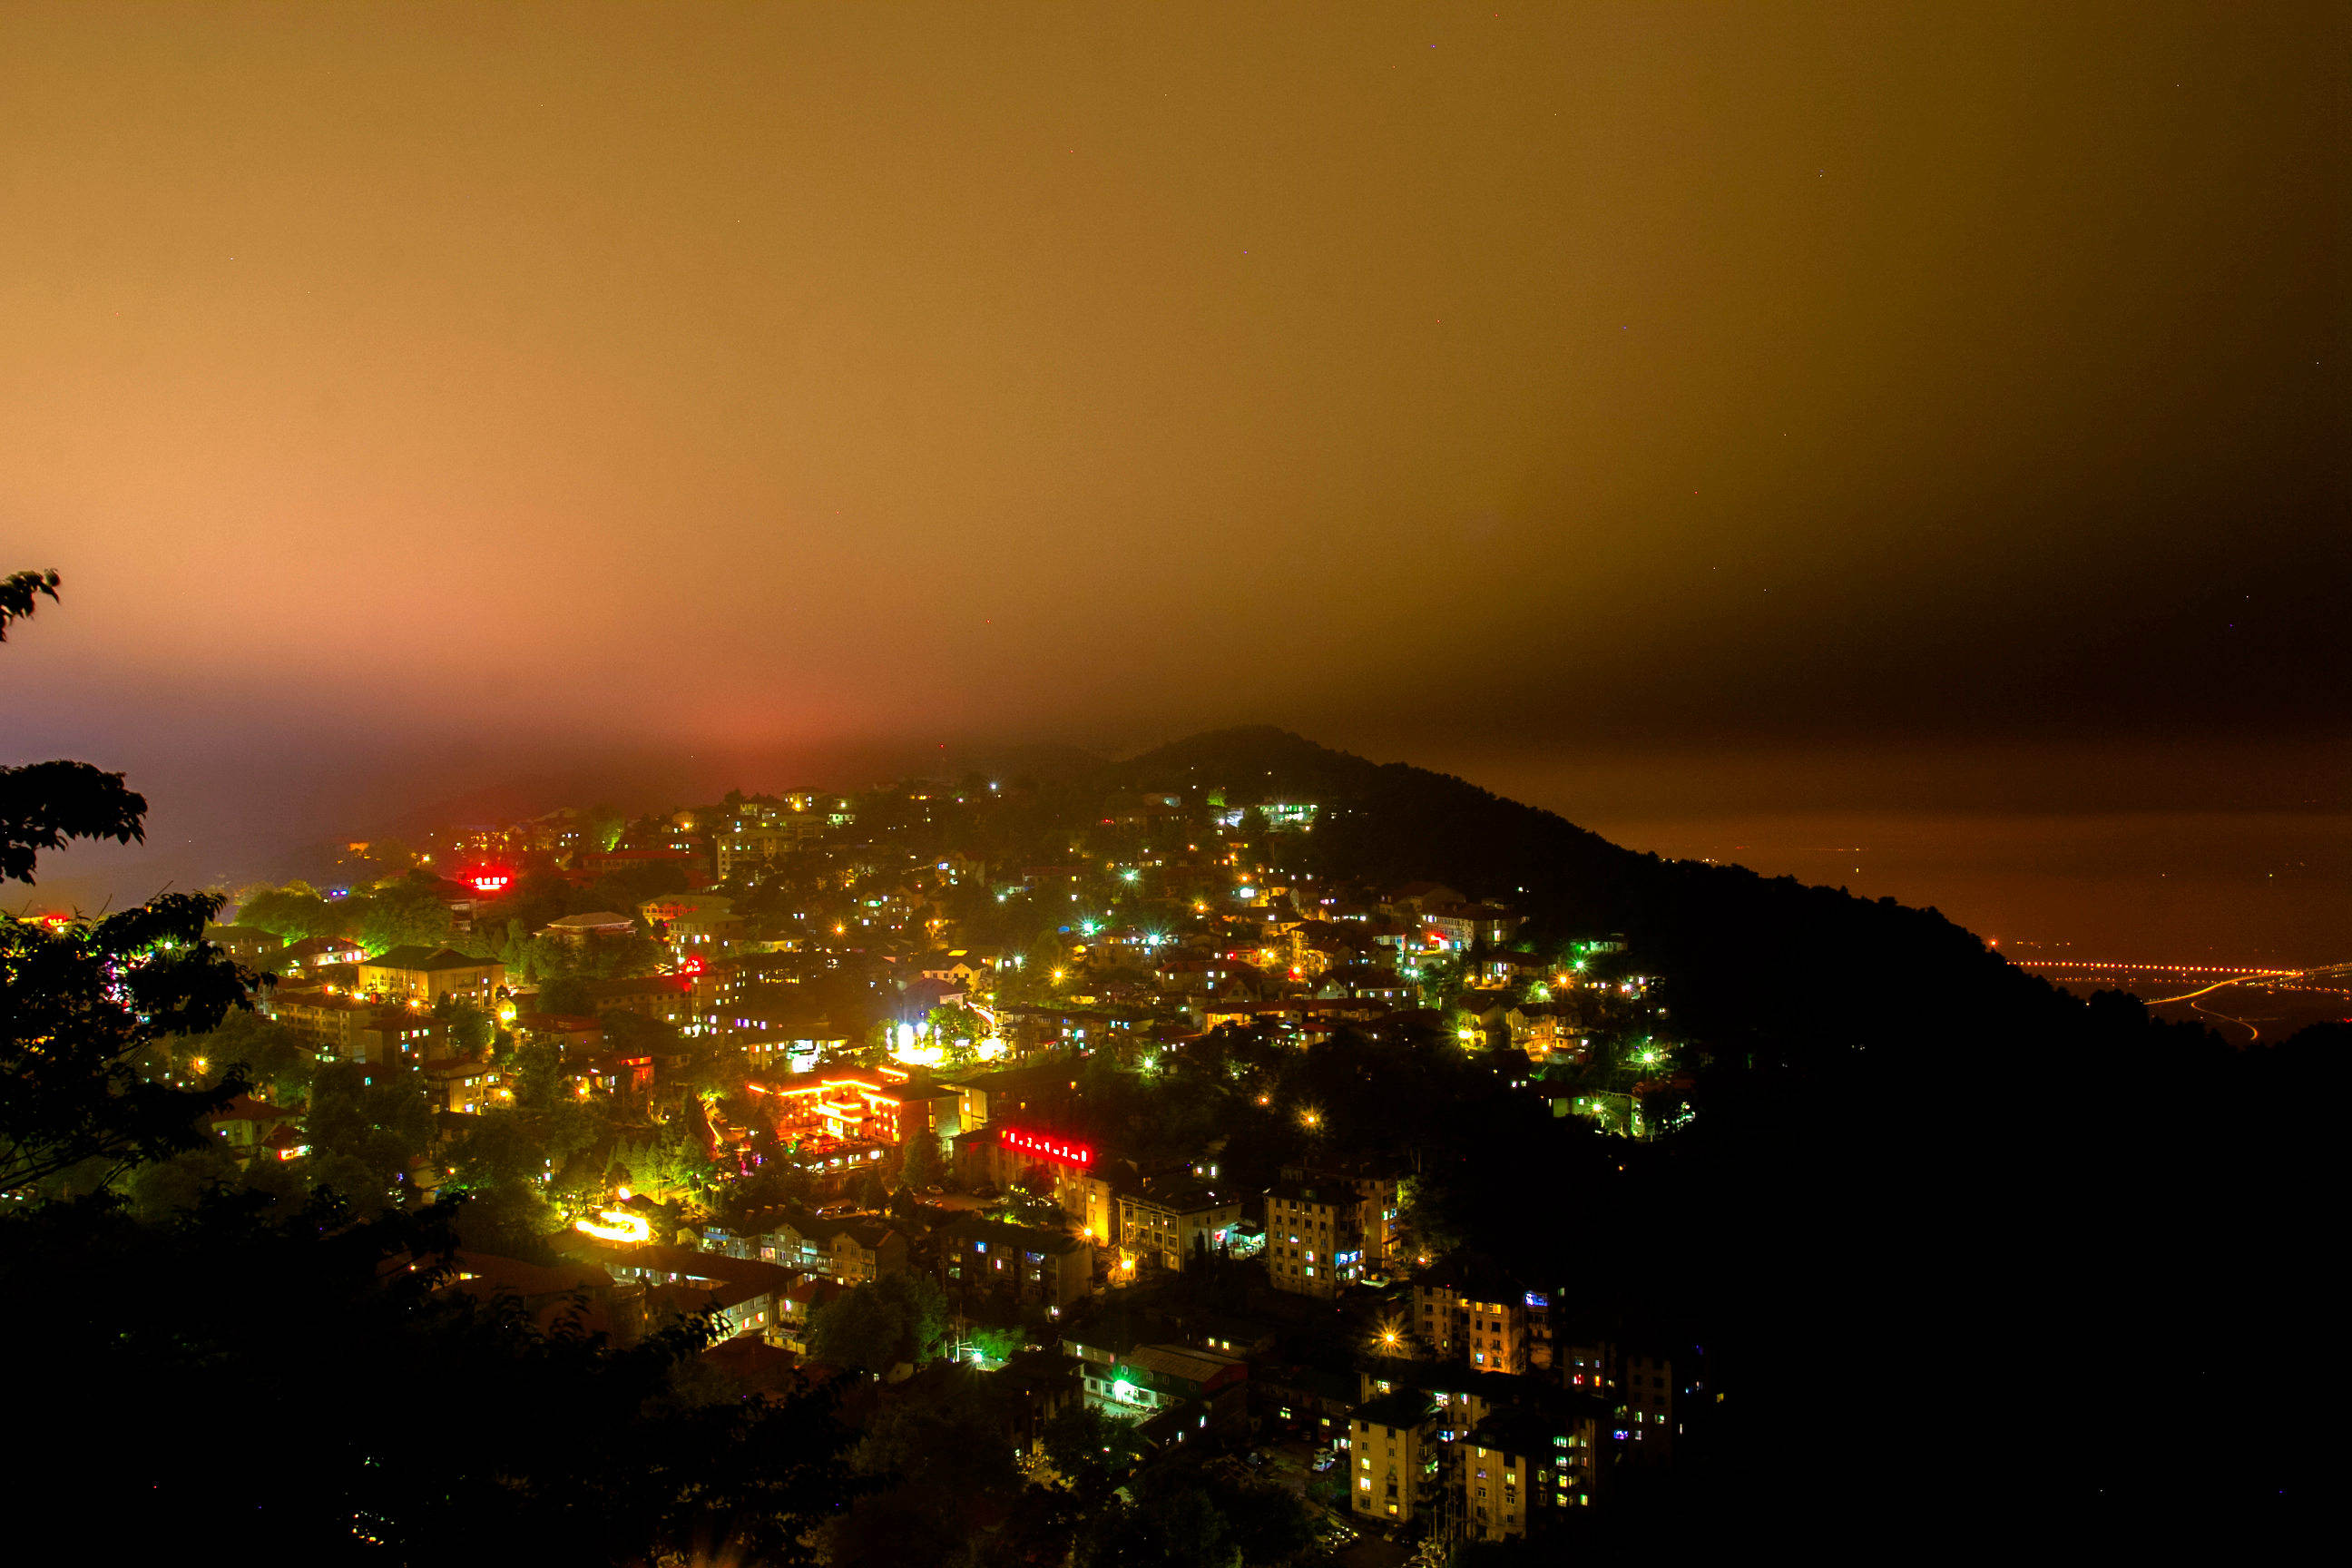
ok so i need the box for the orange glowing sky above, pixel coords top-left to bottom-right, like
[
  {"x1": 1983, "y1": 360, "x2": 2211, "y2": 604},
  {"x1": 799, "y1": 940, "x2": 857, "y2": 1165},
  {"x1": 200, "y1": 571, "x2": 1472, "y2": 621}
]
[{"x1": 4, "y1": 4, "x2": 2345, "y2": 951}]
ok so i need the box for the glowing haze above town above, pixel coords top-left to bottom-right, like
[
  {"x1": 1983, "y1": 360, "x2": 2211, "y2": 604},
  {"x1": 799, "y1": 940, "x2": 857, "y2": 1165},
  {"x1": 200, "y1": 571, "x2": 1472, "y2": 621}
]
[{"x1": 5, "y1": 4, "x2": 2343, "y2": 963}]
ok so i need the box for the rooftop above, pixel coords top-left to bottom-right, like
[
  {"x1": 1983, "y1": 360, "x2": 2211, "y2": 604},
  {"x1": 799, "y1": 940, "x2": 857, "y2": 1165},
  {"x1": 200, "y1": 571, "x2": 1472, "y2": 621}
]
[
  {"x1": 937, "y1": 1213, "x2": 1090, "y2": 1255},
  {"x1": 1350, "y1": 1387, "x2": 1439, "y2": 1429},
  {"x1": 363, "y1": 945, "x2": 502, "y2": 972}
]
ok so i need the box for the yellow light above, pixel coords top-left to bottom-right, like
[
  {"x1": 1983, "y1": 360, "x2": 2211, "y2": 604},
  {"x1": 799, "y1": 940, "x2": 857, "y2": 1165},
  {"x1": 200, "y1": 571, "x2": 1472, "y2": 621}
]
[{"x1": 573, "y1": 1208, "x2": 652, "y2": 1243}]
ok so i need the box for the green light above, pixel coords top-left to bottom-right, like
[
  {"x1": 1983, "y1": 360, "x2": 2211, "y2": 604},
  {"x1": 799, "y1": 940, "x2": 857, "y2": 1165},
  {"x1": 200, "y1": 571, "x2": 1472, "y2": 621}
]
[{"x1": 1112, "y1": 1378, "x2": 1136, "y2": 1403}]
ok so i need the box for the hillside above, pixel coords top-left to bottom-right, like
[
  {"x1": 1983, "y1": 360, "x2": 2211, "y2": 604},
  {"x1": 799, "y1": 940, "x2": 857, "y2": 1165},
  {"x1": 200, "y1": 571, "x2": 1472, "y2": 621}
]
[
  {"x1": 1112, "y1": 726, "x2": 2069, "y2": 1068},
  {"x1": 1111, "y1": 729, "x2": 2331, "y2": 1522}
]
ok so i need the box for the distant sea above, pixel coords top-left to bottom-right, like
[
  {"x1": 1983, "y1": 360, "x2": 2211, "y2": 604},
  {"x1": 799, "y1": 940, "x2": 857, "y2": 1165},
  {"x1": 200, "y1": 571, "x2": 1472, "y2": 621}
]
[{"x1": 1582, "y1": 809, "x2": 2352, "y2": 971}]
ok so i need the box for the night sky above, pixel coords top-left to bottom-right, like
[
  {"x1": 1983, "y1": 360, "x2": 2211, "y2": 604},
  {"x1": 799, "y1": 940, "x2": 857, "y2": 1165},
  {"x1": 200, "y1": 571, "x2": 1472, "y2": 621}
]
[{"x1": 5, "y1": 5, "x2": 2345, "y2": 956}]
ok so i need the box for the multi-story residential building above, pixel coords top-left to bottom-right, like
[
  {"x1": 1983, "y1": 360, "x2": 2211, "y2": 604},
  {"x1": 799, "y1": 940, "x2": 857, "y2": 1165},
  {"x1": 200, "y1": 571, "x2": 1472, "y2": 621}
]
[
  {"x1": 638, "y1": 892, "x2": 736, "y2": 927},
  {"x1": 1456, "y1": 1405, "x2": 1602, "y2": 1539},
  {"x1": 579, "y1": 1241, "x2": 795, "y2": 1344},
  {"x1": 425, "y1": 1054, "x2": 503, "y2": 1113},
  {"x1": 265, "y1": 990, "x2": 375, "y2": 1058},
  {"x1": 573, "y1": 846, "x2": 709, "y2": 887},
  {"x1": 1617, "y1": 1346, "x2": 1681, "y2": 1464},
  {"x1": 661, "y1": 906, "x2": 743, "y2": 959},
  {"x1": 687, "y1": 955, "x2": 759, "y2": 1033},
  {"x1": 359, "y1": 1008, "x2": 446, "y2": 1066},
  {"x1": 1544, "y1": 1331, "x2": 1693, "y2": 1455},
  {"x1": 1382, "y1": 883, "x2": 1465, "y2": 916},
  {"x1": 579, "y1": 973, "x2": 696, "y2": 1029},
  {"x1": 1197, "y1": 997, "x2": 1389, "y2": 1044},
  {"x1": 1253, "y1": 1362, "x2": 1360, "y2": 1448},
  {"x1": 266, "y1": 991, "x2": 446, "y2": 1065},
  {"x1": 1263, "y1": 1171, "x2": 1397, "y2": 1297},
  {"x1": 1415, "y1": 1274, "x2": 1534, "y2": 1373},
  {"x1": 1487, "y1": 1003, "x2": 1595, "y2": 1062},
  {"x1": 634, "y1": 893, "x2": 744, "y2": 962},
  {"x1": 1117, "y1": 1181, "x2": 1243, "y2": 1274},
  {"x1": 818, "y1": 1220, "x2": 906, "y2": 1286},
  {"x1": 355, "y1": 946, "x2": 505, "y2": 1005},
  {"x1": 700, "y1": 976, "x2": 849, "y2": 1066},
  {"x1": 1420, "y1": 902, "x2": 1524, "y2": 952},
  {"x1": 276, "y1": 935, "x2": 367, "y2": 976},
  {"x1": 203, "y1": 924, "x2": 283, "y2": 965},
  {"x1": 775, "y1": 1277, "x2": 847, "y2": 1355},
  {"x1": 1353, "y1": 1173, "x2": 1403, "y2": 1270},
  {"x1": 937, "y1": 1215, "x2": 1093, "y2": 1310},
  {"x1": 713, "y1": 1208, "x2": 907, "y2": 1285},
  {"x1": 956, "y1": 1124, "x2": 1120, "y2": 1244},
  {"x1": 1351, "y1": 1365, "x2": 1611, "y2": 1535},
  {"x1": 1348, "y1": 1389, "x2": 1442, "y2": 1526},
  {"x1": 713, "y1": 814, "x2": 827, "y2": 881},
  {"x1": 1263, "y1": 1179, "x2": 1359, "y2": 1297}
]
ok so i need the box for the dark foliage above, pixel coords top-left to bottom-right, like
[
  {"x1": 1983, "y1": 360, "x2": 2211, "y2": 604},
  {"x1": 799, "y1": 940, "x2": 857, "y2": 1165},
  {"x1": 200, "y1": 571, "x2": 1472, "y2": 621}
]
[
  {"x1": 3, "y1": 573, "x2": 863, "y2": 1560},
  {"x1": 0, "y1": 566, "x2": 61, "y2": 637},
  {"x1": 0, "y1": 1194, "x2": 859, "y2": 1563},
  {"x1": 1112, "y1": 729, "x2": 2336, "y2": 1525},
  {"x1": 0, "y1": 758, "x2": 150, "y2": 884},
  {"x1": 1, "y1": 891, "x2": 250, "y2": 1190}
]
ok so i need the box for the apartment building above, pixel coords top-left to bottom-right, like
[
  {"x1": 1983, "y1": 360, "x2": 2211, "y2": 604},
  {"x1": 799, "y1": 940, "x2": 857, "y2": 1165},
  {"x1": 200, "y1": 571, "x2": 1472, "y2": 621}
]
[{"x1": 1117, "y1": 1181, "x2": 1242, "y2": 1273}]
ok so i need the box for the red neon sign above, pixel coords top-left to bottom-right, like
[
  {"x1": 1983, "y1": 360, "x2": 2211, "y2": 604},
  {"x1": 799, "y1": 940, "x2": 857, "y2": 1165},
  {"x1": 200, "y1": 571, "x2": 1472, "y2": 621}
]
[
  {"x1": 999, "y1": 1127, "x2": 1092, "y2": 1167},
  {"x1": 465, "y1": 866, "x2": 514, "y2": 896}
]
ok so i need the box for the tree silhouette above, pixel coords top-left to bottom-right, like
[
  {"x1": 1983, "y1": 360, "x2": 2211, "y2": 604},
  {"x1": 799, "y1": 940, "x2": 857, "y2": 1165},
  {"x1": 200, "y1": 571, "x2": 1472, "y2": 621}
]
[{"x1": 2, "y1": 573, "x2": 864, "y2": 1560}]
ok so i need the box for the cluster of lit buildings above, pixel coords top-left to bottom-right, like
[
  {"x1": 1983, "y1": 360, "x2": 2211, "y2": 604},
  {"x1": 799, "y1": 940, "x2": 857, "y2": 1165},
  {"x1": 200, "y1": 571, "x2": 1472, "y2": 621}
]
[{"x1": 198, "y1": 772, "x2": 1706, "y2": 1540}]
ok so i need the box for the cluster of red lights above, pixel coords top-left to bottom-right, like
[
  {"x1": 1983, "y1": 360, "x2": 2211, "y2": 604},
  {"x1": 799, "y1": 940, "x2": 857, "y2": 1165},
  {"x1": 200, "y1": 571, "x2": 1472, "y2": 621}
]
[
  {"x1": 999, "y1": 1127, "x2": 1092, "y2": 1166},
  {"x1": 465, "y1": 866, "x2": 514, "y2": 895}
]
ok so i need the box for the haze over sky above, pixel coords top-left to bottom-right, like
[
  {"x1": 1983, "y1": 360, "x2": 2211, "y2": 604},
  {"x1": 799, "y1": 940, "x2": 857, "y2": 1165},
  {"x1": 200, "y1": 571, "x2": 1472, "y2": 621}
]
[{"x1": 5, "y1": 4, "x2": 2345, "y2": 960}]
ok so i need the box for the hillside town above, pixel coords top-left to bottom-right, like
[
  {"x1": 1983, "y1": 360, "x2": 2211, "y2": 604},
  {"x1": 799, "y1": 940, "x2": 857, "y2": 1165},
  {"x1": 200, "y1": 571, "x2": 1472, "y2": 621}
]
[{"x1": 166, "y1": 770, "x2": 1705, "y2": 1558}]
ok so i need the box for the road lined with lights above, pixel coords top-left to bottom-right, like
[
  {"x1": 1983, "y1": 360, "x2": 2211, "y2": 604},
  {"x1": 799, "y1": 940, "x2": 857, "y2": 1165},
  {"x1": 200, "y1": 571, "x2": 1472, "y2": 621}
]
[
  {"x1": 2011, "y1": 960, "x2": 2290, "y2": 976},
  {"x1": 2012, "y1": 956, "x2": 2352, "y2": 1045}
]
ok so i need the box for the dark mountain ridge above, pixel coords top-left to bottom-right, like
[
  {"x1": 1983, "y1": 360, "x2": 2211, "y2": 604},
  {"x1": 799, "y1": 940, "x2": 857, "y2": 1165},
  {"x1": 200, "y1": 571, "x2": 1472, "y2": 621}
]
[
  {"x1": 1113, "y1": 728, "x2": 2332, "y2": 1526},
  {"x1": 1113, "y1": 725, "x2": 2066, "y2": 1066}
]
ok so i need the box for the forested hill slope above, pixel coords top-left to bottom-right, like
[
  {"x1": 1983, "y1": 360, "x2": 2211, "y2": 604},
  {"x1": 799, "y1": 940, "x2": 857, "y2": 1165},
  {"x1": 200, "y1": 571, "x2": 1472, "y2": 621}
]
[
  {"x1": 1114, "y1": 726, "x2": 2083, "y2": 1069},
  {"x1": 1114, "y1": 730, "x2": 2335, "y2": 1519}
]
